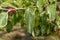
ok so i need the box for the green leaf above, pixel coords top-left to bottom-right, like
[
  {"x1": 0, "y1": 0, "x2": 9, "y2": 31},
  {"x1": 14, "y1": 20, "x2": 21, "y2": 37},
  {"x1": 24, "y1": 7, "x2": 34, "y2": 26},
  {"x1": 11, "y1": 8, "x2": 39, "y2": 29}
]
[
  {"x1": 13, "y1": 0, "x2": 23, "y2": 8},
  {"x1": 58, "y1": 5, "x2": 60, "y2": 9},
  {"x1": 43, "y1": 0, "x2": 46, "y2": 4},
  {"x1": 37, "y1": 0, "x2": 43, "y2": 12},
  {"x1": 40, "y1": 13, "x2": 48, "y2": 35},
  {"x1": 49, "y1": 0, "x2": 56, "y2": 4},
  {"x1": 25, "y1": 8, "x2": 35, "y2": 34},
  {"x1": 47, "y1": 4, "x2": 56, "y2": 21},
  {"x1": 6, "y1": 0, "x2": 13, "y2": 3},
  {"x1": 46, "y1": 27, "x2": 50, "y2": 35},
  {"x1": 41, "y1": 26, "x2": 46, "y2": 35},
  {"x1": 56, "y1": 15, "x2": 60, "y2": 27},
  {"x1": 6, "y1": 21, "x2": 12, "y2": 33},
  {"x1": 0, "y1": 12, "x2": 8, "y2": 28},
  {"x1": 37, "y1": 0, "x2": 46, "y2": 12},
  {"x1": 1, "y1": 2, "x2": 16, "y2": 8},
  {"x1": 35, "y1": 28, "x2": 40, "y2": 36}
]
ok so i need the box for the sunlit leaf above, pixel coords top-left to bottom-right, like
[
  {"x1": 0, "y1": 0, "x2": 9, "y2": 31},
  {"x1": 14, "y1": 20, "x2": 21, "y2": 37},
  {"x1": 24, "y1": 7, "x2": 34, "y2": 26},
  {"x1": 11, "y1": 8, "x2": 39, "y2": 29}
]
[
  {"x1": 1, "y1": 2, "x2": 16, "y2": 8},
  {"x1": 43, "y1": 0, "x2": 46, "y2": 4},
  {"x1": 49, "y1": 0, "x2": 56, "y2": 4},
  {"x1": 13, "y1": 0, "x2": 23, "y2": 8},
  {"x1": 37, "y1": 0, "x2": 46, "y2": 12},
  {"x1": 0, "y1": 12, "x2": 8, "y2": 28},
  {"x1": 36, "y1": 0, "x2": 43, "y2": 12},
  {"x1": 47, "y1": 4, "x2": 56, "y2": 21},
  {"x1": 25, "y1": 8, "x2": 35, "y2": 34},
  {"x1": 6, "y1": 0, "x2": 13, "y2": 3}
]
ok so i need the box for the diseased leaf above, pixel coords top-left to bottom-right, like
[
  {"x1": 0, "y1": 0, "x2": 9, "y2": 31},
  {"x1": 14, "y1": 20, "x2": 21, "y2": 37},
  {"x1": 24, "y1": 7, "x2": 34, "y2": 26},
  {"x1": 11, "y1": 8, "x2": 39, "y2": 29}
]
[{"x1": 0, "y1": 12, "x2": 8, "y2": 28}]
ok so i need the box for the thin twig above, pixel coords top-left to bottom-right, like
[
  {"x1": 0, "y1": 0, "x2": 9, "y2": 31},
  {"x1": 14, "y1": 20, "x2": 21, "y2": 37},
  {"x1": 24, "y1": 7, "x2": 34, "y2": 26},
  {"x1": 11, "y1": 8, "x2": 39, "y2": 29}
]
[
  {"x1": 46, "y1": 0, "x2": 49, "y2": 5},
  {"x1": 0, "y1": 6, "x2": 37, "y2": 11},
  {"x1": 0, "y1": 8, "x2": 26, "y2": 11}
]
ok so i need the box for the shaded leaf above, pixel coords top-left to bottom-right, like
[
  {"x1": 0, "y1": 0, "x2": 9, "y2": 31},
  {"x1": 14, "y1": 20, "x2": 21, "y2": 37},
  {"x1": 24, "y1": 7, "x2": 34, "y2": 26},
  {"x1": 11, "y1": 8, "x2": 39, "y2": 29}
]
[
  {"x1": 40, "y1": 13, "x2": 48, "y2": 35},
  {"x1": 35, "y1": 28, "x2": 40, "y2": 36},
  {"x1": 6, "y1": 21, "x2": 12, "y2": 33}
]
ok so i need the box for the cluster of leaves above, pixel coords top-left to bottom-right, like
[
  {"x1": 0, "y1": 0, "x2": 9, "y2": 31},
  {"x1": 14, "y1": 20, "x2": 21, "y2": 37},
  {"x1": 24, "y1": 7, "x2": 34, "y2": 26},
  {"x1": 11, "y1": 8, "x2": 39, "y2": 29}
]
[{"x1": 0, "y1": 0, "x2": 60, "y2": 36}]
